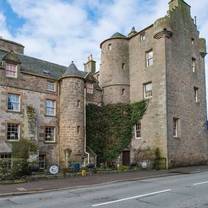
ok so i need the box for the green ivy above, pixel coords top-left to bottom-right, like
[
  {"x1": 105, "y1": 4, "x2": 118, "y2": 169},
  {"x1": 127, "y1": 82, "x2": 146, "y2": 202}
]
[{"x1": 86, "y1": 100, "x2": 148, "y2": 164}]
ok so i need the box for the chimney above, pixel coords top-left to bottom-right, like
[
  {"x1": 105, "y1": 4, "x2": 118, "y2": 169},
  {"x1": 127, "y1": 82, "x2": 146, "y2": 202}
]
[{"x1": 84, "y1": 54, "x2": 96, "y2": 73}]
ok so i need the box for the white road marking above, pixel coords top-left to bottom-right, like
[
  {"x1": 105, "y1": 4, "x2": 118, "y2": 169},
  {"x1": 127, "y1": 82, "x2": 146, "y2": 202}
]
[
  {"x1": 193, "y1": 181, "x2": 208, "y2": 186},
  {"x1": 92, "y1": 189, "x2": 171, "y2": 207}
]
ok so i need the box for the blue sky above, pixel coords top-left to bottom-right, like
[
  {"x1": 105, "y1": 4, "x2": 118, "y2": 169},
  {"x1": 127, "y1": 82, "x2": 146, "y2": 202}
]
[{"x1": 0, "y1": 0, "x2": 207, "y2": 72}]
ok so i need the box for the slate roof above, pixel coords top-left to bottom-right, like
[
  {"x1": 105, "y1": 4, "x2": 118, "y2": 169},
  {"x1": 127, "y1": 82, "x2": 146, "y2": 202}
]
[
  {"x1": 111, "y1": 32, "x2": 127, "y2": 39},
  {"x1": 62, "y1": 61, "x2": 86, "y2": 79},
  {"x1": 0, "y1": 49, "x2": 87, "y2": 80}
]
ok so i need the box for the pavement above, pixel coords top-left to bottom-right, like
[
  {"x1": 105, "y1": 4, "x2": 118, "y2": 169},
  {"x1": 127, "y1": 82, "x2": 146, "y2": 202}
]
[
  {"x1": 0, "y1": 165, "x2": 208, "y2": 197},
  {"x1": 1, "y1": 167, "x2": 208, "y2": 207}
]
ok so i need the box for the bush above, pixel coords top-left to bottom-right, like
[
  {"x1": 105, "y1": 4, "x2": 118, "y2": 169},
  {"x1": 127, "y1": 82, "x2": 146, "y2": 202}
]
[{"x1": 117, "y1": 165, "x2": 129, "y2": 172}]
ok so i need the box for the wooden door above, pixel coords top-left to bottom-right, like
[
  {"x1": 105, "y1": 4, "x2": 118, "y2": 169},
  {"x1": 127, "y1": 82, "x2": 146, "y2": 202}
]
[{"x1": 122, "y1": 151, "x2": 130, "y2": 166}]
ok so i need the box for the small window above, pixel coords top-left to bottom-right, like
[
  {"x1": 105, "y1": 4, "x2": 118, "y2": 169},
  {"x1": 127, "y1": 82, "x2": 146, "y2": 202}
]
[
  {"x1": 45, "y1": 127, "x2": 55, "y2": 142},
  {"x1": 86, "y1": 83, "x2": 94, "y2": 94},
  {"x1": 173, "y1": 118, "x2": 179, "y2": 138},
  {"x1": 108, "y1": 43, "x2": 112, "y2": 51},
  {"x1": 143, "y1": 82, "x2": 152, "y2": 99},
  {"x1": 191, "y1": 38, "x2": 195, "y2": 45},
  {"x1": 121, "y1": 88, "x2": 125, "y2": 95},
  {"x1": 5, "y1": 63, "x2": 18, "y2": 78},
  {"x1": 194, "y1": 87, "x2": 199, "y2": 103},
  {"x1": 135, "y1": 121, "x2": 141, "y2": 139},
  {"x1": 7, "y1": 123, "x2": 20, "y2": 141},
  {"x1": 77, "y1": 100, "x2": 81, "y2": 107},
  {"x1": 47, "y1": 81, "x2": 56, "y2": 92},
  {"x1": 122, "y1": 63, "x2": 126, "y2": 70},
  {"x1": 45, "y1": 100, "x2": 56, "y2": 116},
  {"x1": 77, "y1": 126, "x2": 80, "y2": 135},
  {"x1": 192, "y1": 58, "x2": 196, "y2": 72},
  {"x1": 8, "y1": 94, "x2": 20, "y2": 112},
  {"x1": 140, "y1": 33, "x2": 146, "y2": 41},
  {"x1": 146, "y1": 50, "x2": 153, "y2": 67},
  {"x1": 39, "y1": 154, "x2": 46, "y2": 169}
]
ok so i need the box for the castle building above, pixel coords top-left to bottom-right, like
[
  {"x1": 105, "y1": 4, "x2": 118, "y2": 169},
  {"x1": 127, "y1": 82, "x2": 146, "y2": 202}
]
[{"x1": 0, "y1": 0, "x2": 207, "y2": 168}]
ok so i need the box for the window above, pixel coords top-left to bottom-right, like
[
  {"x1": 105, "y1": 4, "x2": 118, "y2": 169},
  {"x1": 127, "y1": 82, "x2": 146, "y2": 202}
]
[
  {"x1": 5, "y1": 63, "x2": 18, "y2": 78},
  {"x1": 39, "y1": 154, "x2": 46, "y2": 169},
  {"x1": 122, "y1": 63, "x2": 126, "y2": 70},
  {"x1": 143, "y1": 82, "x2": 152, "y2": 99},
  {"x1": 140, "y1": 33, "x2": 146, "y2": 41},
  {"x1": 192, "y1": 58, "x2": 196, "y2": 72},
  {"x1": 47, "y1": 81, "x2": 56, "y2": 92},
  {"x1": 108, "y1": 43, "x2": 112, "y2": 51},
  {"x1": 121, "y1": 88, "x2": 125, "y2": 95},
  {"x1": 45, "y1": 100, "x2": 56, "y2": 116},
  {"x1": 77, "y1": 100, "x2": 81, "y2": 108},
  {"x1": 7, "y1": 123, "x2": 20, "y2": 141},
  {"x1": 86, "y1": 83, "x2": 94, "y2": 94},
  {"x1": 45, "y1": 127, "x2": 55, "y2": 142},
  {"x1": 194, "y1": 87, "x2": 199, "y2": 103},
  {"x1": 0, "y1": 154, "x2": 11, "y2": 168},
  {"x1": 135, "y1": 121, "x2": 141, "y2": 139},
  {"x1": 146, "y1": 50, "x2": 153, "y2": 67},
  {"x1": 8, "y1": 94, "x2": 20, "y2": 112},
  {"x1": 173, "y1": 118, "x2": 179, "y2": 138},
  {"x1": 77, "y1": 126, "x2": 80, "y2": 135},
  {"x1": 191, "y1": 38, "x2": 195, "y2": 45}
]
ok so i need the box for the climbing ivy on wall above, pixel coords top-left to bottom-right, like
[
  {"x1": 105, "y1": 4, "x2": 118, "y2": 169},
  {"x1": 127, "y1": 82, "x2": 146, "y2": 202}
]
[{"x1": 86, "y1": 100, "x2": 148, "y2": 165}]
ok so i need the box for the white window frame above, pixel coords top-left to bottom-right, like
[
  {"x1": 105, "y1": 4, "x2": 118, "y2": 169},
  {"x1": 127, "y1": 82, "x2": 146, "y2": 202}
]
[
  {"x1": 135, "y1": 121, "x2": 141, "y2": 139},
  {"x1": 45, "y1": 100, "x2": 56, "y2": 116},
  {"x1": 7, "y1": 94, "x2": 20, "y2": 112},
  {"x1": 143, "y1": 82, "x2": 152, "y2": 99},
  {"x1": 86, "y1": 83, "x2": 94, "y2": 94},
  {"x1": 44, "y1": 127, "x2": 55, "y2": 143},
  {"x1": 5, "y1": 63, "x2": 18, "y2": 78},
  {"x1": 173, "y1": 118, "x2": 179, "y2": 138},
  {"x1": 47, "y1": 81, "x2": 56, "y2": 92},
  {"x1": 7, "y1": 123, "x2": 20, "y2": 141},
  {"x1": 146, "y1": 49, "x2": 153, "y2": 67}
]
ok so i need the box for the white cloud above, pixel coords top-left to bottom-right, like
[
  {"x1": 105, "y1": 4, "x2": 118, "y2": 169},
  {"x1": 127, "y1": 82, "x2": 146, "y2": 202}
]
[{"x1": 2, "y1": 0, "x2": 208, "y2": 75}]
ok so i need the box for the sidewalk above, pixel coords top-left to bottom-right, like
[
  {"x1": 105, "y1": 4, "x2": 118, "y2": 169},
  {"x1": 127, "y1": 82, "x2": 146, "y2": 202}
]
[{"x1": 0, "y1": 165, "x2": 207, "y2": 197}]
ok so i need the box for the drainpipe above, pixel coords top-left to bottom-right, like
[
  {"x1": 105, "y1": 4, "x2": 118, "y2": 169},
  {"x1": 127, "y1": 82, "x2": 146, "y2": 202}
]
[{"x1": 84, "y1": 87, "x2": 90, "y2": 166}]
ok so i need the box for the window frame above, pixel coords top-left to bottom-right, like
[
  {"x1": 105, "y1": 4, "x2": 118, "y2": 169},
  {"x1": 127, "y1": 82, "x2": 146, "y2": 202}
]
[
  {"x1": 7, "y1": 123, "x2": 20, "y2": 141},
  {"x1": 86, "y1": 83, "x2": 94, "y2": 94},
  {"x1": 5, "y1": 63, "x2": 18, "y2": 78},
  {"x1": 140, "y1": 33, "x2": 146, "y2": 41},
  {"x1": 194, "y1": 87, "x2": 199, "y2": 103},
  {"x1": 192, "y1": 58, "x2": 196, "y2": 72},
  {"x1": 173, "y1": 118, "x2": 179, "y2": 138},
  {"x1": 39, "y1": 154, "x2": 46, "y2": 169},
  {"x1": 47, "y1": 81, "x2": 56, "y2": 92},
  {"x1": 143, "y1": 82, "x2": 152, "y2": 99},
  {"x1": 45, "y1": 99, "x2": 56, "y2": 116},
  {"x1": 145, "y1": 49, "x2": 154, "y2": 67},
  {"x1": 44, "y1": 126, "x2": 56, "y2": 143},
  {"x1": 135, "y1": 121, "x2": 141, "y2": 139},
  {"x1": 7, "y1": 93, "x2": 21, "y2": 112}
]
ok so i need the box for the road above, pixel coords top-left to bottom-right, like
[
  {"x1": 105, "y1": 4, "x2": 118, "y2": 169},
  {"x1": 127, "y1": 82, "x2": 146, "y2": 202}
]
[{"x1": 1, "y1": 171, "x2": 208, "y2": 208}]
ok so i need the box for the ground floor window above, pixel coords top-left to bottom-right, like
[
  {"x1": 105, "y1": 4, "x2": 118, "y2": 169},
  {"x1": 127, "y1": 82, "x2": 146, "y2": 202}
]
[
  {"x1": 39, "y1": 154, "x2": 46, "y2": 169},
  {"x1": 0, "y1": 154, "x2": 11, "y2": 168}
]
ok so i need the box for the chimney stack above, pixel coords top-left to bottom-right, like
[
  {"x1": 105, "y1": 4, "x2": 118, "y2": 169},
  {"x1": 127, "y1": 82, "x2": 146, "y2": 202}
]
[{"x1": 84, "y1": 54, "x2": 96, "y2": 73}]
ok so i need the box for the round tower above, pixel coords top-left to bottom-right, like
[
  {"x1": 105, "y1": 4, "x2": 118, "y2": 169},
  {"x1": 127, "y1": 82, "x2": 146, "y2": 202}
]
[
  {"x1": 100, "y1": 32, "x2": 130, "y2": 104},
  {"x1": 59, "y1": 62, "x2": 85, "y2": 168}
]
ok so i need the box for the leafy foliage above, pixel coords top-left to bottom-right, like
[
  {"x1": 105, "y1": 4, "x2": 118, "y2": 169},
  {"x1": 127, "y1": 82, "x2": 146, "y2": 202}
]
[{"x1": 86, "y1": 101, "x2": 148, "y2": 164}]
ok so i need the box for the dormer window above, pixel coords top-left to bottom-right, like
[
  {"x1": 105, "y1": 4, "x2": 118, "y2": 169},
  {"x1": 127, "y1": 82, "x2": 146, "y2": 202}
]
[{"x1": 5, "y1": 63, "x2": 18, "y2": 78}]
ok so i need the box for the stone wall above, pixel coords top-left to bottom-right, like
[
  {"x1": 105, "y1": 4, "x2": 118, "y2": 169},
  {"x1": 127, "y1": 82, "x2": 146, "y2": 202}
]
[
  {"x1": 129, "y1": 25, "x2": 168, "y2": 163},
  {"x1": 59, "y1": 77, "x2": 85, "y2": 167},
  {"x1": 166, "y1": 3, "x2": 208, "y2": 167}
]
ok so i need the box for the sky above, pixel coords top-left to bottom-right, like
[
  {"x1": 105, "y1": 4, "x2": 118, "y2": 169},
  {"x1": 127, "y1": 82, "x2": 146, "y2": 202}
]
[{"x1": 0, "y1": 0, "x2": 207, "y2": 73}]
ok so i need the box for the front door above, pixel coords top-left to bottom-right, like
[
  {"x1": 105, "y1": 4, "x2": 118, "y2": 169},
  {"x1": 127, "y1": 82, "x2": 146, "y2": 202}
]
[{"x1": 122, "y1": 151, "x2": 130, "y2": 166}]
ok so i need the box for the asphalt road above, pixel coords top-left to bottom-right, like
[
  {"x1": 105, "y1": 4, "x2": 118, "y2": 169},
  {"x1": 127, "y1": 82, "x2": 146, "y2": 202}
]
[{"x1": 1, "y1": 171, "x2": 208, "y2": 208}]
